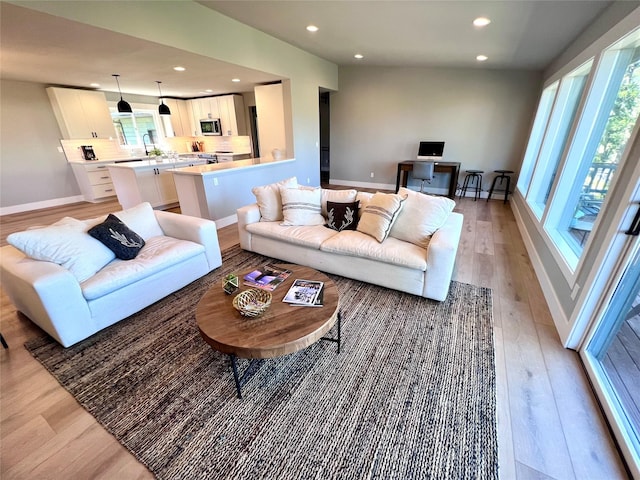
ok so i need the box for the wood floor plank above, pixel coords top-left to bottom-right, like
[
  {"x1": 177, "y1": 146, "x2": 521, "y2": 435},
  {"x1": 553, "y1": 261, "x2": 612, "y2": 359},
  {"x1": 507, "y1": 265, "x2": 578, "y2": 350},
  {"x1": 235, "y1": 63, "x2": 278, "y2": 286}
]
[
  {"x1": 537, "y1": 323, "x2": 628, "y2": 479},
  {"x1": 494, "y1": 325, "x2": 517, "y2": 479}
]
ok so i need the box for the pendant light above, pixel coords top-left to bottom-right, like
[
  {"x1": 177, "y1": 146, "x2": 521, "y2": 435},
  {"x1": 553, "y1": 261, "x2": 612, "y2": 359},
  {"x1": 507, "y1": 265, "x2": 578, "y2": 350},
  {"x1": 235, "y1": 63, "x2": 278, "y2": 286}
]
[
  {"x1": 112, "y1": 74, "x2": 132, "y2": 113},
  {"x1": 156, "y1": 81, "x2": 171, "y2": 115}
]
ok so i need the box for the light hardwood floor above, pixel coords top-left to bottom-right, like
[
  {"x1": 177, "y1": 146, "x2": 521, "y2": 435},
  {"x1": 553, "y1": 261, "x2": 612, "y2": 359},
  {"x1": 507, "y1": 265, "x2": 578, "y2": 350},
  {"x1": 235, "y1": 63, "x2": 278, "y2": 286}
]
[{"x1": 0, "y1": 197, "x2": 630, "y2": 479}]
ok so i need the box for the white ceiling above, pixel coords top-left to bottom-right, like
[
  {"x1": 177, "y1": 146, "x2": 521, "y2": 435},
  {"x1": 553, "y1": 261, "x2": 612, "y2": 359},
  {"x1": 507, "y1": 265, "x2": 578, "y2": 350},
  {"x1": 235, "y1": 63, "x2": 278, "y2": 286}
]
[{"x1": 0, "y1": 1, "x2": 614, "y2": 99}]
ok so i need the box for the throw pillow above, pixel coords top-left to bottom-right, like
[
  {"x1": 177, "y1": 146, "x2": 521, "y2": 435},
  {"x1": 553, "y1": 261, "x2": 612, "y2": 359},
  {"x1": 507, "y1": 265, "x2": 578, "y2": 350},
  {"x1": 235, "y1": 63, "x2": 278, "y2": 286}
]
[
  {"x1": 356, "y1": 192, "x2": 407, "y2": 243},
  {"x1": 88, "y1": 214, "x2": 146, "y2": 260},
  {"x1": 7, "y1": 217, "x2": 115, "y2": 282},
  {"x1": 390, "y1": 187, "x2": 456, "y2": 248},
  {"x1": 321, "y1": 189, "x2": 358, "y2": 218},
  {"x1": 252, "y1": 177, "x2": 298, "y2": 222},
  {"x1": 280, "y1": 186, "x2": 325, "y2": 226},
  {"x1": 326, "y1": 201, "x2": 360, "y2": 231},
  {"x1": 112, "y1": 202, "x2": 164, "y2": 240}
]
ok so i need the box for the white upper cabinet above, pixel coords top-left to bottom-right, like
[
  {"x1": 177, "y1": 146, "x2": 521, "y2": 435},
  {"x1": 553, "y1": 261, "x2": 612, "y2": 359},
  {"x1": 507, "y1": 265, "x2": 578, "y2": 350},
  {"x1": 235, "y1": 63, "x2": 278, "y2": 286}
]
[
  {"x1": 163, "y1": 99, "x2": 192, "y2": 137},
  {"x1": 46, "y1": 87, "x2": 116, "y2": 139},
  {"x1": 255, "y1": 83, "x2": 287, "y2": 158},
  {"x1": 218, "y1": 95, "x2": 247, "y2": 136},
  {"x1": 188, "y1": 95, "x2": 247, "y2": 136}
]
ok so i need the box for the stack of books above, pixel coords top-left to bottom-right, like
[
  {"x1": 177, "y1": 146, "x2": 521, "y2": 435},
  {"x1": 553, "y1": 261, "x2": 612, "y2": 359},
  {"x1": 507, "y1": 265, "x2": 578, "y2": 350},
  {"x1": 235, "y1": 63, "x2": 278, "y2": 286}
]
[
  {"x1": 282, "y1": 279, "x2": 324, "y2": 307},
  {"x1": 243, "y1": 264, "x2": 293, "y2": 291}
]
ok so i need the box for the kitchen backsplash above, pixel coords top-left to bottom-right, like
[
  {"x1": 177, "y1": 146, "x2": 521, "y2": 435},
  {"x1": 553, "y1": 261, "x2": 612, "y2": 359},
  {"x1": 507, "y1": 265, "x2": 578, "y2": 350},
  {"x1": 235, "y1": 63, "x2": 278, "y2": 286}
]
[{"x1": 61, "y1": 136, "x2": 252, "y2": 162}]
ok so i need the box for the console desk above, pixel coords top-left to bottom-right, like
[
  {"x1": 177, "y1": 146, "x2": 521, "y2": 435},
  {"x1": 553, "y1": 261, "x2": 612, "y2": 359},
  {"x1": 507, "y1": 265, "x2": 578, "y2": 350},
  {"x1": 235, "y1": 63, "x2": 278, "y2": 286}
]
[{"x1": 395, "y1": 161, "x2": 461, "y2": 199}]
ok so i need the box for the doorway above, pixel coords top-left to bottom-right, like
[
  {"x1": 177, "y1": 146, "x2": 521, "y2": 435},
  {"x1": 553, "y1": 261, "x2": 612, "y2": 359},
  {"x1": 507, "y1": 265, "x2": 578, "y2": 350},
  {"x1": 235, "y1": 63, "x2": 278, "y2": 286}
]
[
  {"x1": 248, "y1": 106, "x2": 260, "y2": 159},
  {"x1": 319, "y1": 91, "x2": 330, "y2": 184}
]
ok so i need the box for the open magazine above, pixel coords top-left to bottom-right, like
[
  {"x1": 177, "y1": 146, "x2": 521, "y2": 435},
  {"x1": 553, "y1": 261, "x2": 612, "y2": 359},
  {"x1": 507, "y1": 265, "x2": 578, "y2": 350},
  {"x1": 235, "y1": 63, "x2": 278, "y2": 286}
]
[
  {"x1": 282, "y1": 279, "x2": 324, "y2": 306},
  {"x1": 243, "y1": 264, "x2": 293, "y2": 291}
]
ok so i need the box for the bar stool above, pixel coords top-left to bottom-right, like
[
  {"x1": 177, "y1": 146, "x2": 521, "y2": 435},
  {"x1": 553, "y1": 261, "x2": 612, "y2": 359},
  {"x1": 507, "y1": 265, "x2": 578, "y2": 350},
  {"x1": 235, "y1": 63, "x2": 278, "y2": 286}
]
[
  {"x1": 460, "y1": 170, "x2": 484, "y2": 201},
  {"x1": 487, "y1": 170, "x2": 514, "y2": 204}
]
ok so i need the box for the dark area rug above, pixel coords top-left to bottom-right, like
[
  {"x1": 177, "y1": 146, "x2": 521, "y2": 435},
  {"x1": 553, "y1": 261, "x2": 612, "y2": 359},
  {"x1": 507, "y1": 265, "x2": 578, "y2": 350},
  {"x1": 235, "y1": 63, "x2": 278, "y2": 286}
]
[{"x1": 26, "y1": 245, "x2": 497, "y2": 479}]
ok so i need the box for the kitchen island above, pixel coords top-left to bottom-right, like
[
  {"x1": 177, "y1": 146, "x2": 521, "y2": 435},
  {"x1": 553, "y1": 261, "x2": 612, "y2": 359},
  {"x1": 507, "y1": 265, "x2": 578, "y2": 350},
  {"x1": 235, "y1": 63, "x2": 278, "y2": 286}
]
[
  {"x1": 108, "y1": 156, "x2": 208, "y2": 209},
  {"x1": 169, "y1": 157, "x2": 296, "y2": 227}
]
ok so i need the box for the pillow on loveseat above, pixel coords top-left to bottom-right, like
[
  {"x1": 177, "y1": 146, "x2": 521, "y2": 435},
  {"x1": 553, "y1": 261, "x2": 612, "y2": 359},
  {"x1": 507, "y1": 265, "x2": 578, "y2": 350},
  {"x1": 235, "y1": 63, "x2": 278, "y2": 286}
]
[
  {"x1": 88, "y1": 214, "x2": 145, "y2": 260},
  {"x1": 6, "y1": 217, "x2": 116, "y2": 282},
  {"x1": 321, "y1": 188, "x2": 358, "y2": 218},
  {"x1": 280, "y1": 186, "x2": 325, "y2": 226},
  {"x1": 390, "y1": 187, "x2": 456, "y2": 248},
  {"x1": 252, "y1": 177, "x2": 298, "y2": 222},
  {"x1": 356, "y1": 192, "x2": 406, "y2": 242}
]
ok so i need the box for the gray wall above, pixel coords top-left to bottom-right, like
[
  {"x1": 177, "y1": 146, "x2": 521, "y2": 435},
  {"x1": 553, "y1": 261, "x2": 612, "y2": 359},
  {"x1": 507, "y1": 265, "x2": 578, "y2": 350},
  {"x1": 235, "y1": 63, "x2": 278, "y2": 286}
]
[
  {"x1": 330, "y1": 66, "x2": 542, "y2": 192},
  {"x1": 0, "y1": 80, "x2": 80, "y2": 206}
]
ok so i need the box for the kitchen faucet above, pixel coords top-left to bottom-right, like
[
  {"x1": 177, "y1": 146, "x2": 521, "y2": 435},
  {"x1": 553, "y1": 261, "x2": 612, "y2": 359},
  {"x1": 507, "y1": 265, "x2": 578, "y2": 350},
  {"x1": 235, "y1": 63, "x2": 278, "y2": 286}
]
[{"x1": 142, "y1": 133, "x2": 151, "y2": 156}]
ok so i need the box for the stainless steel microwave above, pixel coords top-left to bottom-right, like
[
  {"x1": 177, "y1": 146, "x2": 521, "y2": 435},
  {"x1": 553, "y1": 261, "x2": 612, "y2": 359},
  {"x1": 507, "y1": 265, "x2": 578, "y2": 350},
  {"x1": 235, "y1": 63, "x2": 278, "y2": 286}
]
[{"x1": 200, "y1": 118, "x2": 221, "y2": 135}]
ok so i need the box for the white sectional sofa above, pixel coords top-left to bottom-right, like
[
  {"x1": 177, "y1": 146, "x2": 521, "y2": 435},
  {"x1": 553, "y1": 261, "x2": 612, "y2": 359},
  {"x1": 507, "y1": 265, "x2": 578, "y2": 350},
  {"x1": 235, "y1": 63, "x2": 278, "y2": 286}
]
[
  {"x1": 237, "y1": 182, "x2": 463, "y2": 301},
  {"x1": 1, "y1": 202, "x2": 222, "y2": 347}
]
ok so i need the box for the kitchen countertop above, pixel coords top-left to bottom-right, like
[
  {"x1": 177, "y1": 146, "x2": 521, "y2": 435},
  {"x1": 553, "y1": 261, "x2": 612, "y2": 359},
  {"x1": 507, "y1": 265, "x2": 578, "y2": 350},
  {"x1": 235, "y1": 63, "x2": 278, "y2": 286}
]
[{"x1": 168, "y1": 157, "x2": 295, "y2": 176}]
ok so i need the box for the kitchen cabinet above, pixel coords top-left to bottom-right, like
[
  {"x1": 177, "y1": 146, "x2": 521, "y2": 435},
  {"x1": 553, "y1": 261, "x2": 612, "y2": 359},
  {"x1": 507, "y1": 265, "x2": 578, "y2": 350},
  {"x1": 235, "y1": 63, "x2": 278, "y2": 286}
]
[
  {"x1": 254, "y1": 83, "x2": 287, "y2": 159},
  {"x1": 70, "y1": 162, "x2": 116, "y2": 202},
  {"x1": 163, "y1": 99, "x2": 191, "y2": 137},
  {"x1": 218, "y1": 95, "x2": 247, "y2": 136},
  {"x1": 187, "y1": 98, "x2": 220, "y2": 136},
  {"x1": 47, "y1": 87, "x2": 116, "y2": 139}
]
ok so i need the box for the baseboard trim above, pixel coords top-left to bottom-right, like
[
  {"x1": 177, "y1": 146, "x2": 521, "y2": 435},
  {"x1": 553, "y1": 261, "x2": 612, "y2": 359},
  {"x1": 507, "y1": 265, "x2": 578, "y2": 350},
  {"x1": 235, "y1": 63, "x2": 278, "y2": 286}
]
[
  {"x1": 0, "y1": 195, "x2": 85, "y2": 216},
  {"x1": 214, "y1": 214, "x2": 237, "y2": 230},
  {"x1": 510, "y1": 198, "x2": 572, "y2": 346}
]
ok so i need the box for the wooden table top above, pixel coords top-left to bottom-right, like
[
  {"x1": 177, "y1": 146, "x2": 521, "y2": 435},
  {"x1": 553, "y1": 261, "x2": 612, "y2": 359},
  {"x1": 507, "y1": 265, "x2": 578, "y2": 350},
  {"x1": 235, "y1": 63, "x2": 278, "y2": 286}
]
[{"x1": 196, "y1": 264, "x2": 339, "y2": 359}]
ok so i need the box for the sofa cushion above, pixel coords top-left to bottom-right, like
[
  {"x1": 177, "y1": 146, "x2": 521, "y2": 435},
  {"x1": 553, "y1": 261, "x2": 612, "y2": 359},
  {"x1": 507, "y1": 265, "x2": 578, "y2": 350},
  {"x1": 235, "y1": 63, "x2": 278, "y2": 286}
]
[
  {"x1": 321, "y1": 188, "x2": 358, "y2": 218},
  {"x1": 390, "y1": 188, "x2": 456, "y2": 248},
  {"x1": 246, "y1": 221, "x2": 338, "y2": 249},
  {"x1": 356, "y1": 192, "x2": 407, "y2": 242},
  {"x1": 6, "y1": 218, "x2": 116, "y2": 283},
  {"x1": 80, "y1": 236, "x2": 205, "y2": 300},
  {"x1": 280, "y1": 186, "x2": 325, "y2": 226},
  {"x1": 320, "y1": 230, "x2": 428, "y2": 270},
  {"x1": 326, "y1": 201, "x2": 359, "y2": 232},
  {"x1": 88, "y1": 214, "x2": 145, "y2": 260},
  {"x1": 355, "y1": 191, "x2": 374, "y2": 217},
  {"x1": 252, "y1": 177, "x2": 298, "y2": 222},
  {"x1": 113, "y1": 202, "x2": 164, "y2": 240}
]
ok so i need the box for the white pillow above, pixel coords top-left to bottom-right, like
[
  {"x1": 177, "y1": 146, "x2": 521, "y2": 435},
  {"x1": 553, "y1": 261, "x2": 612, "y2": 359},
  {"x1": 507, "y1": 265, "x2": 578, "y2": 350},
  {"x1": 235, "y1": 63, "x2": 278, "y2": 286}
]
[
  {"x1": 280, "y1": 186, "x2": 325, "y2": 226},
  {"x1": 113, "y1": 202, "x2": 164, "y2": 240},
  {"x1": 321, "y1": 189, "x2": 358, "y2": 218},
  {"x1": 356, "y1": 192, "x2": 407, "y2": 243},
  {"x1": 7, "y1": 217, "x2": 115, "y2": 282},
  {"x1": 252, "y1": 177, "x2": 298, "y2": 222},
  {"x1": 390, "y1": 187, "x2": 456, "y2": 248}
]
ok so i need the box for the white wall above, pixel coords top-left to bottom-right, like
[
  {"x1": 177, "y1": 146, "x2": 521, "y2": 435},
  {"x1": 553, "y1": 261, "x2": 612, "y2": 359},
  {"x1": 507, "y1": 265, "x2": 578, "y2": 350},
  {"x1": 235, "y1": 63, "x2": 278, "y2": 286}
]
[{"x1": 330, "y1": 66, "x2": 542, "y2": 192}]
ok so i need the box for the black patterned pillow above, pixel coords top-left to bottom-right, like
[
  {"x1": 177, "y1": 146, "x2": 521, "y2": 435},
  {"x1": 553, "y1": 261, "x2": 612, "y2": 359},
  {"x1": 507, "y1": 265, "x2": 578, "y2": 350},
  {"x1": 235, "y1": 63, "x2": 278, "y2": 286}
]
[
  {"x1": 326, "y1": 201, "x2": 359, "y2": 231},
  {"x1": 88, "y1": 214, "x2": 145, "y2": 260}
]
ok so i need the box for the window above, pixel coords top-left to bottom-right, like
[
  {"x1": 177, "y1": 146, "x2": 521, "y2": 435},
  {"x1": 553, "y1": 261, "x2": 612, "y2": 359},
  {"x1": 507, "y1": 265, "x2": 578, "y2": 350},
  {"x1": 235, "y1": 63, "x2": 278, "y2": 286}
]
[
  {"x1": 517, "y1": 82, "x2": 558, "y2": 197},
  {"x1": 545, "y1": 29, "x2": 640, "y2": 270},
  {"x1": 111, "y1": 108, "x2": 164, "y2": 150},
  {"x1": 526, "y1": 61, "x2": 592, "y2": 219}
]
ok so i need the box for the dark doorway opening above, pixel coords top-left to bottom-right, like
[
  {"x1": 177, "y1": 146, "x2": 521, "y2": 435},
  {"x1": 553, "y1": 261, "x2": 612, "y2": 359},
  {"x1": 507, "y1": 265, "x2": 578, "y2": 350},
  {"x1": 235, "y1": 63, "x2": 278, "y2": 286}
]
[
  {"x1": 248, "y1": 106, "x2": 260, "y2": 158},
  {"x1": 319, "y1": 91, "x2": 330, "y2": 184}
]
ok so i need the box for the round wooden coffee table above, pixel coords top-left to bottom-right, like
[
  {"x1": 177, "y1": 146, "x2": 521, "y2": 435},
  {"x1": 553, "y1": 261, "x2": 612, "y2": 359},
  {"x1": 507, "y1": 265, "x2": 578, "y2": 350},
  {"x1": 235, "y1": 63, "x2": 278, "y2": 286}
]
[{"x1": 196, "y1": 264, "x2": 341, "y2": 398}]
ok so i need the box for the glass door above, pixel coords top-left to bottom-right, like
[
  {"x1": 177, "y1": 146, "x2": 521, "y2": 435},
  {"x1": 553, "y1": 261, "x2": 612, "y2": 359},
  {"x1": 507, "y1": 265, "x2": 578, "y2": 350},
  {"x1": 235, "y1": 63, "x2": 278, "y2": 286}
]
[{"x1": 581, "y1": 201, "x2": 640, "y2": 477}]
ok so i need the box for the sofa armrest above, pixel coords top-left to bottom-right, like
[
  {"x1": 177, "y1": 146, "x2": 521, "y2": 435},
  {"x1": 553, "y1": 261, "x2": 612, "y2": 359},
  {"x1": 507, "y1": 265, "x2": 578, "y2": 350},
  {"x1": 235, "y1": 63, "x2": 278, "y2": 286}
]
[
  {"x1": 237, "y1": 204, "x2": 261, "y2": 250},
  {"x1": 0, "y1": 245, "x2": 93, "y2": 347},
  {"x1": 154, "y1": 211, "x2": 222, "y2": 271},
  {"x1": 424, "y1": 212, "x2": 464, "y2": 301}
]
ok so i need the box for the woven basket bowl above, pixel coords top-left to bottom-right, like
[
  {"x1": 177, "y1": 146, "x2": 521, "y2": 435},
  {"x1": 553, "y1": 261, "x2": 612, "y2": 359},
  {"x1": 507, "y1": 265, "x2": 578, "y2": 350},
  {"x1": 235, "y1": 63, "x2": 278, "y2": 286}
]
[{"x1": 232, "y1": 289, "x2": 272, "y2": 317}]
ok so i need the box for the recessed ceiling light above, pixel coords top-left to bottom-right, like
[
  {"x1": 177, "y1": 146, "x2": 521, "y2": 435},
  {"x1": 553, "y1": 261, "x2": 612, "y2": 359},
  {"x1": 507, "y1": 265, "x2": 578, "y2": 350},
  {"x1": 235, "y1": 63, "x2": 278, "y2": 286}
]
[
  {"x1": 174, "y1": 66, "x2": 186, "y2": 72},
  {"x1": 473, "y1": 17, "x2": 491, "y2": 27},
  {"x1": 90, "y1": 83, "x2": 100, "y2": 88},
  {"x1": 354, "y1": 54, "x2": 364, "y2": 59},
  {"x1": 306, "y1": 25, "x2": 319, "y2": 32},
  {"x1": 205, "y1": 89, "x2": 213, "y2": 93},
  {"x1": 476, "y1": 55, "x2": 488, "y2": 62},
  {"x1": 232, "y1": 78, "x2": 241, "y2": 83}
]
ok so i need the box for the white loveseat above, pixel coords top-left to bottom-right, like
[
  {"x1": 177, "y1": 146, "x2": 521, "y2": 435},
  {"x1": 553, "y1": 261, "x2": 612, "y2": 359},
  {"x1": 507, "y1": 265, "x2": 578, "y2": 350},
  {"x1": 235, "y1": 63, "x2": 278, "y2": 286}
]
[
  {"x1": 237, "y1": 182, "x2": 463, "y2": 301},
  {"x1": 1, "y1": 202, "x2": 222, "y2": 347}
]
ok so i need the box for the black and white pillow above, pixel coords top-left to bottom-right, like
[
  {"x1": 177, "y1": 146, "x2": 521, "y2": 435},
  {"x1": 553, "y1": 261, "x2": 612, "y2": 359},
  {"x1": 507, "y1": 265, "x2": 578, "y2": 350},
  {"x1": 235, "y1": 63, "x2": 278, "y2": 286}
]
[
  {"x1": 88, "y1": 214, "x2": 145, "y2": 260},
  {"x1": 326, "y1": 201, "x2": 360, "y2": 232}
]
